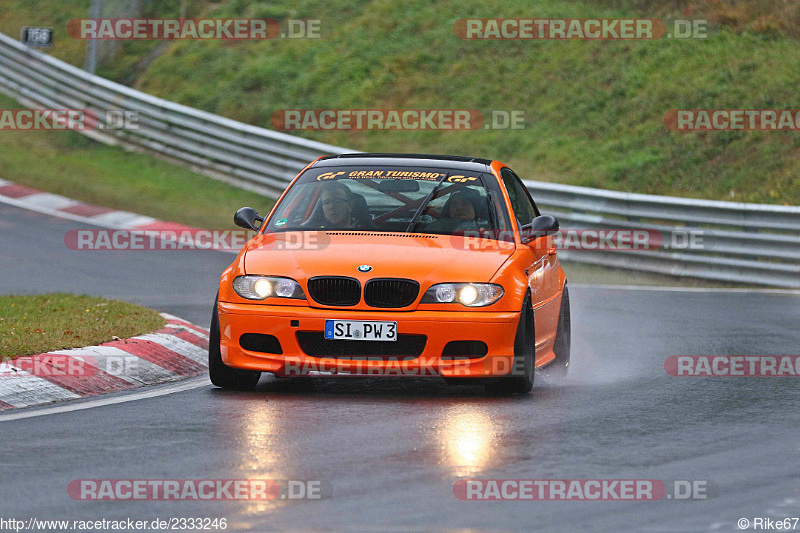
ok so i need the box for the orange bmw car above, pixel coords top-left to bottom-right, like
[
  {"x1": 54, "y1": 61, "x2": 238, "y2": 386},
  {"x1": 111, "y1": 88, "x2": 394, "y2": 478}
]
[{"x1": 210, "y1": 154, "x2": 570, "y2": 394}]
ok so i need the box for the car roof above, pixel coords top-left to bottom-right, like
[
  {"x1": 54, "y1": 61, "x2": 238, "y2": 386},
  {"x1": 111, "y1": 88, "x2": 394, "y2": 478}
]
[{"x1": 314, "y1": 153, "x2": 494, "y2": 173}]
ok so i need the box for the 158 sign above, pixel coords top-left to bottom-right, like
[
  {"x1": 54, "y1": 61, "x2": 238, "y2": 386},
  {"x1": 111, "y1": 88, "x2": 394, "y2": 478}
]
[{"x1": 21, "y1": 27, "x2": 54, "y2": 47}]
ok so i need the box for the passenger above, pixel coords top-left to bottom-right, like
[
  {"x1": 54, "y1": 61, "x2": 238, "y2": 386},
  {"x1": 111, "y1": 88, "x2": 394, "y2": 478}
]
[
  {"x1": 425, "y1": 190, "x2": 484, "y2": 232},
  {"x1": 447, "y1": 194, "x2": 477, "y2": 222}
]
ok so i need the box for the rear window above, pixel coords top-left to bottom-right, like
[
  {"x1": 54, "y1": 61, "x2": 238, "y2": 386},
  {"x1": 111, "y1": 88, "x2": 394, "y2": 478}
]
[{"x1": 263, "y1": 166, "x2": 512, "y2": 238}]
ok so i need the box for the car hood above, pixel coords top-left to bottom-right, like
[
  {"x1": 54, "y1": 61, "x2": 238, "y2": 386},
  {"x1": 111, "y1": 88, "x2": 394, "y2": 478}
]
[{"x1": 244, "y1": 231, "x2": 515, "y2": 284}]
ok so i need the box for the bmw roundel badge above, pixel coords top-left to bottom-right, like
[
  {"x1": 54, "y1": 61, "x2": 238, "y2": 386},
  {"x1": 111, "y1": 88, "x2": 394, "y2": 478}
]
[{"x1": 357, "y1": 265, "x2": 373, "y2": 273}]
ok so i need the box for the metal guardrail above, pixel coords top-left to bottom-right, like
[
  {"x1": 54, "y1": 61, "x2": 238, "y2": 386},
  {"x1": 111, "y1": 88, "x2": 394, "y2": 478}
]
[
  {"x1": 524, "y1": 181, "x2": 800, "y2": 287},
  {"x1": 0, "y1": 32, "x2": 798, "y2": 287},
  {"x1": 0, "y1": 32, "x2": 349, "y2": 197}
]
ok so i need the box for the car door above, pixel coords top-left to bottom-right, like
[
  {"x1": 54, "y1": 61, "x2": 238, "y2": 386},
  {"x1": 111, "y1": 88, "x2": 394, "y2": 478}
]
[{"x1": 500, "y1": 168, "x2": 560, "y2": 355}]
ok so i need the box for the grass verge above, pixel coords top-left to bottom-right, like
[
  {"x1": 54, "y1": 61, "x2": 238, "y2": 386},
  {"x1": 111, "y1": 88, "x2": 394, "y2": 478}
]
[
  {"x1": 0, "y1": 293, "x2": 165, "y2": 357},
  {"x1": 0, "y1": 93, "x2": 275, "y2": 229}
]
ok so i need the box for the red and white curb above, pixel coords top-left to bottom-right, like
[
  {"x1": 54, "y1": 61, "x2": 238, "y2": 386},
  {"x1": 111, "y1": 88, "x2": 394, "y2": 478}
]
[
  {"x1": 0, "y1": 177, "x2": 196, "y2": 232},
  {"x1": 0, "y1": 313, "x2": 208, "y2": 410}
]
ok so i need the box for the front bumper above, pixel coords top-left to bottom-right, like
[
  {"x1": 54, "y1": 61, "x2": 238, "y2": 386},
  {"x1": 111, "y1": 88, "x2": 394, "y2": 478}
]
[{"x1": 218, "y1": 302, "x2": 520, "y2": 378}]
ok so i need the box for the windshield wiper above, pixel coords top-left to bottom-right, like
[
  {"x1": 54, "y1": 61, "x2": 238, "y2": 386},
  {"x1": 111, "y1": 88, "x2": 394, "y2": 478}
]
[{"x1": 405, "y1": 173, "x2": 450, "y2": 233}]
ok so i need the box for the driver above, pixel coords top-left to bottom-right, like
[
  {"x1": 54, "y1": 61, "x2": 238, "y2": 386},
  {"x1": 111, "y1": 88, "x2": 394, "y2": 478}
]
[
  {"x1": 313, "y1": 181, "x2": 375, "y2": 229},
  {"x1": 320, "y1": 182, "x2": 354, "y2": 227}
]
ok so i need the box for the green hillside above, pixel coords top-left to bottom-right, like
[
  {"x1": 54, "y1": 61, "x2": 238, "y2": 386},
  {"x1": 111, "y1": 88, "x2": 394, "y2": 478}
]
[
  {"x1": 1, "y1": 0, "x2": 799, "y2": 204},
  {"x1": 135, "y1": 0, "x2": 800, "y2": 205}
]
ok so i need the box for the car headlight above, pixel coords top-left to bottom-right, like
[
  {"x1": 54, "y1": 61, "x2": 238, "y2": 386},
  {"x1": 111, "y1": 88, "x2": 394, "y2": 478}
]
[
  {"x1": 421, "y1": 283, "x2": 503, "y2": 307},
  {"x1": 233, "y1": 275, "x2": 305, "y2": 300}
]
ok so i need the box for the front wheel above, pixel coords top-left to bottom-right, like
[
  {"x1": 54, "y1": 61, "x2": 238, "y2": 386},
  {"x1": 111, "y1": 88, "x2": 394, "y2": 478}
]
[
  {"x1": 547, "y1": 284, "x2": 571, "y2": 379},
  {"x1": 485, "y1": 296, "x2": 534, "y2": 395},
  {"x1": 208, "y1": 296, "x2": 261, "y2": 390}
]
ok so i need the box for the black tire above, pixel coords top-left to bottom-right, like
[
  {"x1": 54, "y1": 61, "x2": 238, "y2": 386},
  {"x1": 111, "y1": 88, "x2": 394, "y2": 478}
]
[
  {"x1": 208, "y1": 296, "x2": 261, "y2": 390},
  {"x1": 485, "y1": 296, "x2": 534, "y2": 395},
  {"x1": 547, "y1": 284, "x2": 571, "y2": 379}
]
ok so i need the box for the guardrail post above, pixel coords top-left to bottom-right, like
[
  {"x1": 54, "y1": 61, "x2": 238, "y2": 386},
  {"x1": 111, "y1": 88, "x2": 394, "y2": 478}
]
[{"x1": 84, "y1": 0, "x2": 100, "y2": 74}]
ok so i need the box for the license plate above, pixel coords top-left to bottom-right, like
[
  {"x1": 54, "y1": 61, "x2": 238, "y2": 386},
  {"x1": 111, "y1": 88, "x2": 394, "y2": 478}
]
[{"x1": 324, "y1": 320, "x2": 397, "y2": 341}]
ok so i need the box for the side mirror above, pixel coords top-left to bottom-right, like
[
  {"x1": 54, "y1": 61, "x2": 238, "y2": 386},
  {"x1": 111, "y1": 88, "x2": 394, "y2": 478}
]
[
  {"x1": 520, "y1": 215, "x2": 559, "y2": 244},
  {"x1": 234, "y1": 207, "x2": 264, "y2": 231}
]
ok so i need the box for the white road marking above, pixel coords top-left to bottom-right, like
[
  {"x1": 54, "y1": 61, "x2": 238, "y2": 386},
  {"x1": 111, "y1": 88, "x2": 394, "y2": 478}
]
[
  {"x1": 162, "y1": 322, "x2": 210, "y2": 340},
  {"x1": 18, "y1": 192, "x2": 79, "y2": 211},
  {"x1": 160, "y1": 312, "x2": 188, "y2": 322},
  {"x1": 0, "y1": 365, "x2": 81, "y2": 408},
  {"x1": 0, "y1": 193, "x2": 120, "y2": 227},
  {"x1": 161, "y1": 313, "x2": 211, "y2": 337},
  {"x1": 135, "y1": 333, "x2": 208, "y2": 365},
  {"x1": 0, "y1": 187, "x2": 237, "y2": 254},
  {"x1": 0, "y1": 377, "x2": 210, "y2": 422},
  {"x1": 90, "y1": 211, "x2": 156, "y2": 228},
  {"x1": 49, "y1": 345, "x2": 179, "y2": 385}
]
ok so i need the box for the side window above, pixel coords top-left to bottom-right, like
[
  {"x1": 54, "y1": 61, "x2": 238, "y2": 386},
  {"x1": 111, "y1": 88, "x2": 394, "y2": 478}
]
[
  {"x1": 501, "y1": 168, "x2": 538, "y2": 226},
  {"x1": 510, "y1": 169, "x2": 541, "y2": 218}
]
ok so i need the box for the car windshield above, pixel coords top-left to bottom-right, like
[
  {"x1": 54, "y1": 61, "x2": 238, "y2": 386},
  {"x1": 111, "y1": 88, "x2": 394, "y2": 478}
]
[{"x1": 263, "y1": 166, "x2": 512, "y2": 238}]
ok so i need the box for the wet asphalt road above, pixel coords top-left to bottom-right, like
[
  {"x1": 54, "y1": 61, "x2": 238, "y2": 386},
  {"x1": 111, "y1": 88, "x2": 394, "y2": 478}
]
[{"x1": 1, "y1": 202, "x2": 799, "y2": 532}]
